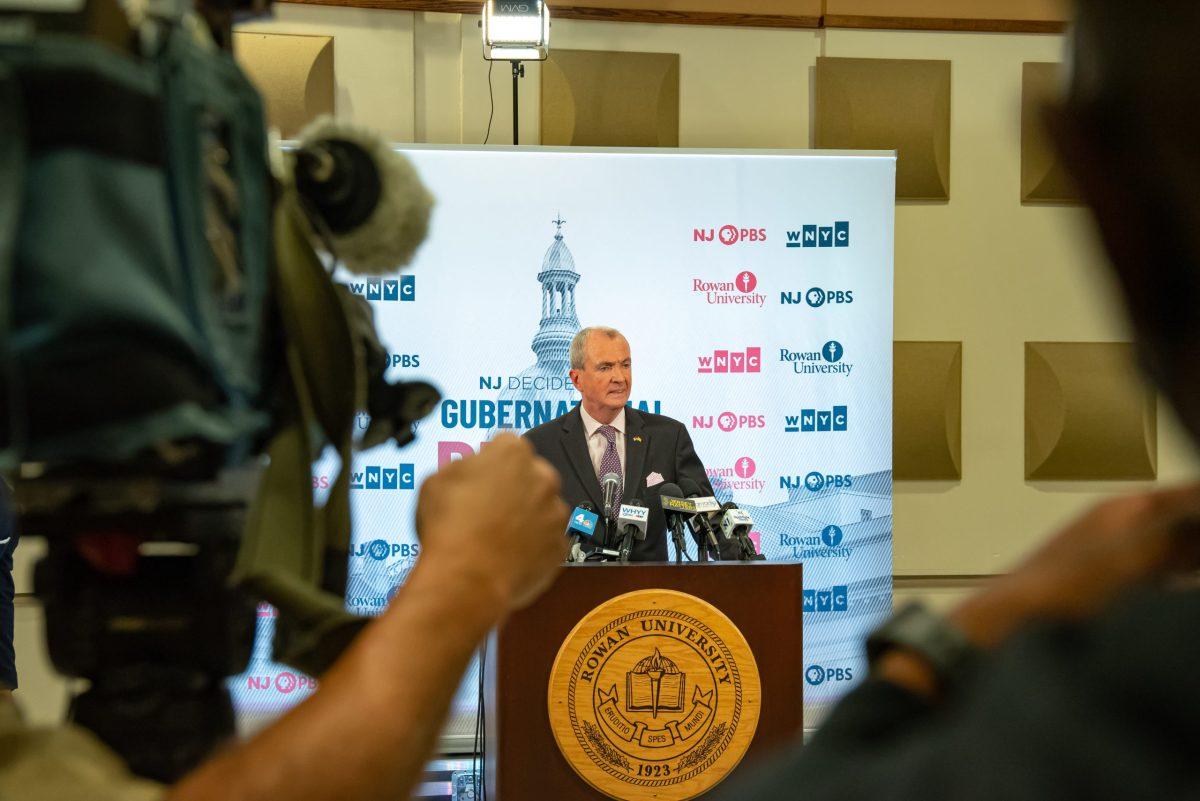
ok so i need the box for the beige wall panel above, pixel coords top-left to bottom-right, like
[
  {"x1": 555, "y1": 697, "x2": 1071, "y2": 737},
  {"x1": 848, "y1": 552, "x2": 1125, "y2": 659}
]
[
  {"x1": 826, "y1": 0, "x2": 1069, "y2": 23},
  {"x1": 12, "y1": 599, "x2": 72, "y2": 726},
  {"x1": 233, "y1": 32, "x2": 334, "y2": 138},
  {"x1": 561, "y1": 0, "x2": 818, "y2": 12},
  {"x1": 894, "y1": 341, "x2": 962, "y2": 480},
  {"x1": 815, "y1": 56, "x2": 951, "y2": 200},
  {"x1": 822, "y1": 29, "x2": 1200, "y2": 576},
  {"x1": 414, "y1": 12, "x2": 464, "y2": 144},
  {"x1": 541, "y1": 49, "x2": 679, "y2": 147},
  {"x1": 459, "y1": 17, "x2": 819, "y2": 148},
  {"x1": 1021, "y1": 62, "x2": 1079, "y2": 203},
  {"x1": 892, "y1": 578, "x2": 984, "y2": 615},
  {"x1": 1025, "y1": 342, "x2": 1157, "y2": 480},
  {"x1": 235, "y1": 4, "x2": 416, "y2": 142}
]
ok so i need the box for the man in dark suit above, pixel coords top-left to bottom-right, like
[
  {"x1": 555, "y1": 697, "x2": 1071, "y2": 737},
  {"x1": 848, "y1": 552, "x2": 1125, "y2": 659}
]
[{"x1": 525, "y1": 326, "x2": 724, "y2": 562}]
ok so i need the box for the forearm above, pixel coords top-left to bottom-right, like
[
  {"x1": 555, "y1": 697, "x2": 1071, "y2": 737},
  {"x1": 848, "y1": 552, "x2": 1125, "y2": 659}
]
[{"x1": 169, "y1": 557, "x2": 501, "y2": 801}]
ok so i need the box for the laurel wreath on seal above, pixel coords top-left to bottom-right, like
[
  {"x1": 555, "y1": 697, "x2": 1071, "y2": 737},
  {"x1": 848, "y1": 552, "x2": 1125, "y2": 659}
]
[
  {"x1": 581, "y1": 720, "x2": 633, "y2": 773},
  {"x1": 675, "y1": 722, "x2": 728, "y2": 773}
]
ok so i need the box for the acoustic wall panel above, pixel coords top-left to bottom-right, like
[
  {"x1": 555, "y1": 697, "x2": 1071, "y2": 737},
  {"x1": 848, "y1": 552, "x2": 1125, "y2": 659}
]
[
  {"x1": 233, "y1": 32, "x2": 334, "y2": 138},
  {"x1": 1025, "y1": 342, "x2": 1157, "y2": 480},
  {"x1": 541, "y1": 49, "x2": 680, "y2": 147},
  {"x1": 894, "y1": 341, "x2": 962, "y2": 480},
  {"x1": 815, "y1": 56, "x2": 951, "y2": 200},
  {"x1": 1021, "y1": 62, "x2": 1080, "y2": 203}
]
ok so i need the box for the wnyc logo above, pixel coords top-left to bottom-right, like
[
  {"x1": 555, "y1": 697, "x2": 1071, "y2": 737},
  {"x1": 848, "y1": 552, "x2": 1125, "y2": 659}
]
[
  {"x1": 693, "y1": 225, "x2": 767, "y2": 246},
  {"x1": 803, "y1": 585, "x2": 849, "y2": 613},
  {"x1": 350, "y1": 464, "x2": 416, "y2": 491},
  {"x1": 692, "y1": 412, "x2": 766, "y2": 433},
  {"x1": 785, "y1": 221, "x2": 850, "y2": 249},
  {"x1": 706, "y1": 456, "x2": 766, "y2": 492},
  {"x1": 698, "y1": 347, "x2": 761, "y2": 374},
  {"x1": 784, "y1": 407, "x2": 848, "y2": 433},
  {"x1": 692, "y1": 270, "x2": 766, "y2": 307},
  {"x1": 346, "y1": 276, "x2": 415, "y2": 302}
]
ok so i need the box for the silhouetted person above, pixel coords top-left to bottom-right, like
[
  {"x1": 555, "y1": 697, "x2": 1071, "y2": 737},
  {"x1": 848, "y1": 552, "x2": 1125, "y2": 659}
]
[{"x1": 720, "y1": 3, "x2": 1200, "y2": 798}]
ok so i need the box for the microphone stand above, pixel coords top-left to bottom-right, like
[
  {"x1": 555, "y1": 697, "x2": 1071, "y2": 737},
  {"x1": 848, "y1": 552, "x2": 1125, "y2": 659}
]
[
  {"x1": 668, "y1": 515, "x2": 689, "y2": 563},
  {"x1": 694, "y1": 520, "x2": 709, "y2": 562}
]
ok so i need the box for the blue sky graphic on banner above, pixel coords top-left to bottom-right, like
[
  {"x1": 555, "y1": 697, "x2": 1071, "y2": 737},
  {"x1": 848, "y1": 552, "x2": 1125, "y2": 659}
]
[{"x1": 228, "y1": 147, "x2": 895, "y2": 733}]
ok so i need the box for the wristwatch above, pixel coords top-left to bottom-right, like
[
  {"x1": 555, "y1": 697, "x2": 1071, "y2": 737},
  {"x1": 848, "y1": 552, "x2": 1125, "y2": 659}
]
[{"x1": 865, "y1": 602, "x2": 980, "y2": 690}]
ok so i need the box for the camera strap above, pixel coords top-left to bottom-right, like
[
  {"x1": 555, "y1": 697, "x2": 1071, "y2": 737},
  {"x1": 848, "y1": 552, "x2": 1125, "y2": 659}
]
[{"x1": 232, "y1": 199, "x2": 369, "y2": 677}]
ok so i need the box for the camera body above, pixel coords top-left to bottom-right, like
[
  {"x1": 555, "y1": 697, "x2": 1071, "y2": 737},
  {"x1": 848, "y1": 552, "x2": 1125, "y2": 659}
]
[{"x1": 1, "y1": 0, "x2": 435, "y2": 781}]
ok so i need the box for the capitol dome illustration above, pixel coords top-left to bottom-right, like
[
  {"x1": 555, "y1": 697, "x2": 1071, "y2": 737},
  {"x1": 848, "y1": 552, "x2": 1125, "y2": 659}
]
[{"x1": 490, "y1": 217, "x2": 583, "y2": 436}]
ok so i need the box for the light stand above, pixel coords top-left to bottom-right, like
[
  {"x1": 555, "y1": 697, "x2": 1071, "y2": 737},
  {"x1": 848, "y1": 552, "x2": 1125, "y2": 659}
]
[
  {"x1": 482, "y1": 0, "x2": 548, "y2": 146},
  {"x1": 511, "y1": 60, "x2": 524, "y2": 145}
]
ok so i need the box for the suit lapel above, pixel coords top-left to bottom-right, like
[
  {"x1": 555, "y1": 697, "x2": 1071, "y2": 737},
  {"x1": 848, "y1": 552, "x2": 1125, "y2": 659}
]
[
  {"x1": 561, "y1": 408, "x2": 603, "y2": 510},
  {"x1": 622, "y1": 408, "x2": 649, "y2": 506}
]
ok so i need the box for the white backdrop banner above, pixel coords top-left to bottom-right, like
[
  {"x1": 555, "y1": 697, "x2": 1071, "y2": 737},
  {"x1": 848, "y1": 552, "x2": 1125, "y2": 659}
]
[{"x1": 230, "y1": 146, "x2": 896, "y2": 731}]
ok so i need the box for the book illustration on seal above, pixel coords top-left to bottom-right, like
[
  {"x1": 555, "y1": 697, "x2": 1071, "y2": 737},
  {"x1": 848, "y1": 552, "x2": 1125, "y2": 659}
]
[{"x1": 626, "y1": 648, "x2": 685, "y2": 719}]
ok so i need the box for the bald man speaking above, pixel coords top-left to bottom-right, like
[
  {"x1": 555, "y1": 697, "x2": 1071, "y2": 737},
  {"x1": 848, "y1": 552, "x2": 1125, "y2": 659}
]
[{"x1": 524, "y1": 326, "x2": 728, "y2": 562}]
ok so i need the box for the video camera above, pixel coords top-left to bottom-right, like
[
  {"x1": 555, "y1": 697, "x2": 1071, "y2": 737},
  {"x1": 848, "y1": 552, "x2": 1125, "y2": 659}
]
[{"x1": 0, "y1": 0, "x2": 437, "y2": 781}]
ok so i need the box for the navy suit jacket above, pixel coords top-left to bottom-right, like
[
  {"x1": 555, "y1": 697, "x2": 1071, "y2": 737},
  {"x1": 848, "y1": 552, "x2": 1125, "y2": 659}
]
[{"x1": 524, "y1": 406, "x2": 721, "y2": 562}]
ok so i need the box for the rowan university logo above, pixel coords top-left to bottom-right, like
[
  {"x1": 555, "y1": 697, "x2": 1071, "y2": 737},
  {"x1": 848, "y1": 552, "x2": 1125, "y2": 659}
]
[{"x1": 548, "y1": 590, "x2": 760, "y2": 801}]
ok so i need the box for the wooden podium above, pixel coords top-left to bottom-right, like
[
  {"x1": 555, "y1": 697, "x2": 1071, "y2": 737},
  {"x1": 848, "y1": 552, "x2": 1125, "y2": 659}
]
[{"x1": 485, "y1": 562, "x2": 804, "y2": 800}]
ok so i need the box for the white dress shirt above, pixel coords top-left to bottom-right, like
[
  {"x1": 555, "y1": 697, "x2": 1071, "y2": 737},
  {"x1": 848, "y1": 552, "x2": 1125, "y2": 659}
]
[{"x1": 579, "y1": 406, "x2": 626, "y2": 480}]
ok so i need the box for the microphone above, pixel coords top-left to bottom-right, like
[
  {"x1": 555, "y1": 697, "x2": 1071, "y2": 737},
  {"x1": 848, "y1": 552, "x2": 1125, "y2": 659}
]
[
  {"x1": 616, "y1": 500, "x2": 649, "y2": 563},
  {"x1": 718, "y1": 502, "x2": 753, "y2": 540},
  {"x1": 717, "y1": 501, "x2": 766, "y2": 561},
  {"x1": 600, "y1": 472, "x2": 621, "y2": 525},
  {"x1": 565, "y1": 502, "x2": 600, "y2": 563},
  {"x1": 658, "y1": 482, "x2": 691, "y2": 563},
  {"x1": 679, "y1": 478, "x2": 722, "y2": 561},
  {"x1": 289, "y1": 116, "x2": 434, "y2": 275}
]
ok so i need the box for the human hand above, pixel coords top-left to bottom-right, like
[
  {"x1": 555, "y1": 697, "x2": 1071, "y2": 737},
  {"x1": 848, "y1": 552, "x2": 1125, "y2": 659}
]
[
  {"x1": 413, "y1": 434, "x2": 569, "y2": 614},
  {"x1": 951, "y1": 484, "x2": 1200, "y2": 649}
]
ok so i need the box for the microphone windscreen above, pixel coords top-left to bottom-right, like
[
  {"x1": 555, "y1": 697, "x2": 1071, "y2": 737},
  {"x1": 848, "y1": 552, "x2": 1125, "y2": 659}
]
[
  {"x1": 678, "y1": 477, "x2": 703, "y2": 497},
  {"x1": 291, "y1": 116, "x2": 434, "y2": 276},
  {"x1": 658, "y1": 482, "x2": 682, "y2": 498}
]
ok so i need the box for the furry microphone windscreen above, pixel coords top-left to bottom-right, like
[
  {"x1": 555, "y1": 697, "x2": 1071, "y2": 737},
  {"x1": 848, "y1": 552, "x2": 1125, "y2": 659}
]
[{"x1": 291, "y1": 116, "x2": 435, "y2": 276}]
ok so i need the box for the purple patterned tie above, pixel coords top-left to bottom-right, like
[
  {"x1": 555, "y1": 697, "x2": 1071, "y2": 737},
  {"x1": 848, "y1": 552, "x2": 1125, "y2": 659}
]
[{"x1": 597, "y1": 425, "x2": 623, "y2": 519}]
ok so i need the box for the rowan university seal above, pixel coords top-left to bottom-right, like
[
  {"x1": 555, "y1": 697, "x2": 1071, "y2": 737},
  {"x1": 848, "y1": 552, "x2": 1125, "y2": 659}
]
[{"x1": 548, "y1": 590, "x2": 761, "y2": 801}]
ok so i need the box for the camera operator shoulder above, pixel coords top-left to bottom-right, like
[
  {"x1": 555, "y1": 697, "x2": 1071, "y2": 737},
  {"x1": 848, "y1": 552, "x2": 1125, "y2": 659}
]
[{"x1": 0, "y1": 699, "x2": 163, "y2": 801}]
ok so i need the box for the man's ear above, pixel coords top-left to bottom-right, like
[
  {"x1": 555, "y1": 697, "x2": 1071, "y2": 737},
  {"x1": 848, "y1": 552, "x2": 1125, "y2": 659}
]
[{"x1": 568, "y1": 369, "x2": 581, "y2": 392}]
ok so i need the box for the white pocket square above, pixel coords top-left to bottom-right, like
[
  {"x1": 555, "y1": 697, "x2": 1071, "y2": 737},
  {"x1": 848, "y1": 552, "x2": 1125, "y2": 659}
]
[{"x1": 646, "y1": 472, "x2": 665, "y2": 488}]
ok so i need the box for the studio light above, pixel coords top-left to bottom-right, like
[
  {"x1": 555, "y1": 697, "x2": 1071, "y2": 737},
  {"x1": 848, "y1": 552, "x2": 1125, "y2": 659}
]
[
  {"x1": 482, "y1": 0, "x2": 550, "y2": 62},
  {"x1": 481, "y1": 1, "x2": 551, "y2": 145}
]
